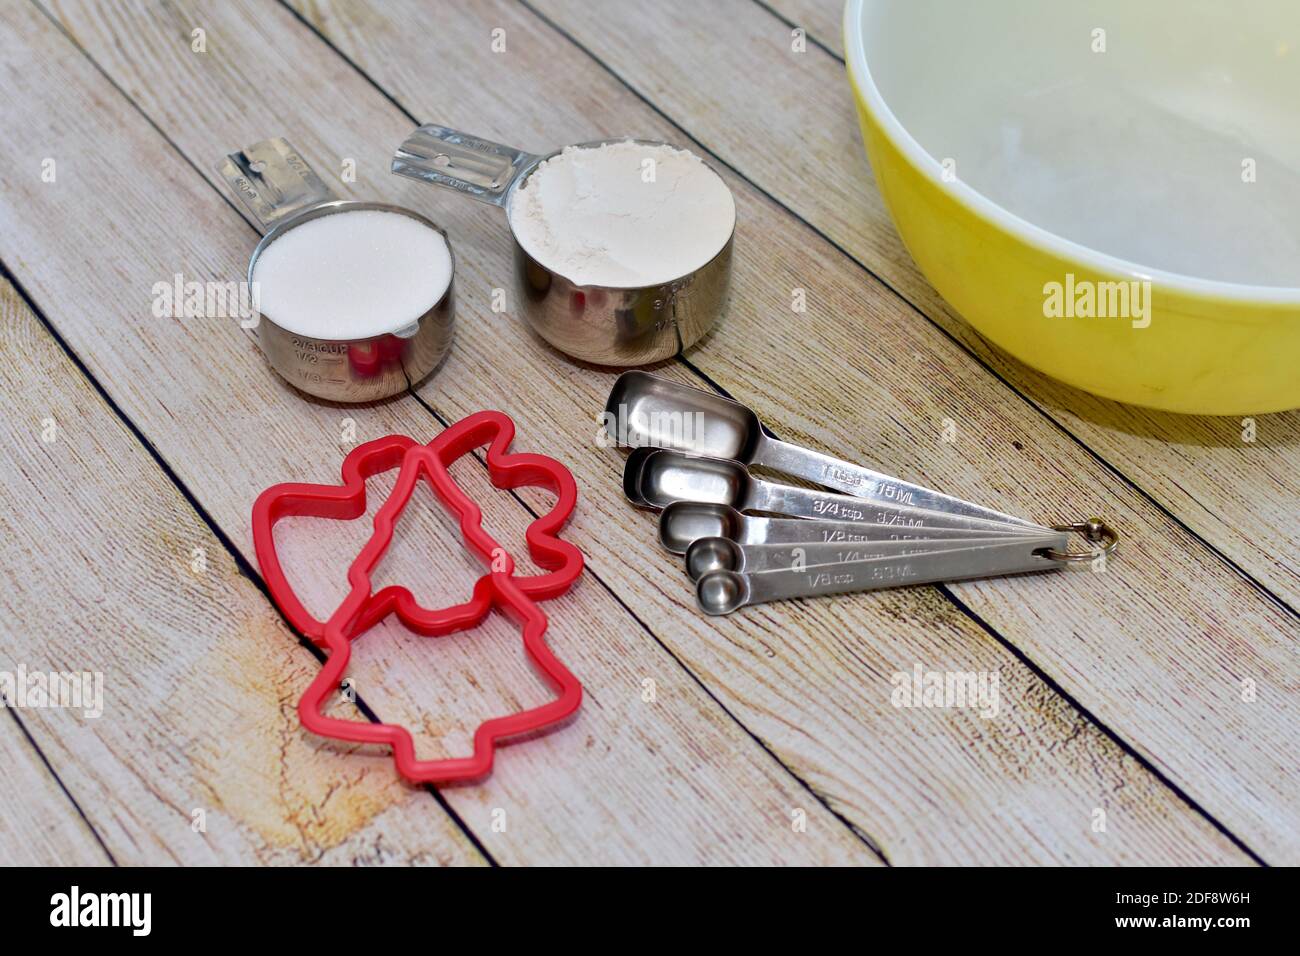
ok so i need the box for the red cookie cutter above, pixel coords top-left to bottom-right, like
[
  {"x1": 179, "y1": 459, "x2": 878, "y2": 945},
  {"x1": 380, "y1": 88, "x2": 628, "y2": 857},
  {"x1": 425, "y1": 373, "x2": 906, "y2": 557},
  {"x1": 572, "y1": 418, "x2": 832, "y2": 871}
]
[
  {"x1": 252, "y1": 410, "x2": 582, "y2": 645},
  {"x1": 251, "y1": 411, "x2": 584, "y2": 783}
]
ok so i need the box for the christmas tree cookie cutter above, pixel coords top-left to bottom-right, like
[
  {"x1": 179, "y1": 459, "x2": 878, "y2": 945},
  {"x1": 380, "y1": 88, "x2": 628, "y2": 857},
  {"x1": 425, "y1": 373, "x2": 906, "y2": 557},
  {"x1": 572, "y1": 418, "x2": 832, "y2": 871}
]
[{"x1": 252, "y1": 410, "x2": 583, "y2": 783}]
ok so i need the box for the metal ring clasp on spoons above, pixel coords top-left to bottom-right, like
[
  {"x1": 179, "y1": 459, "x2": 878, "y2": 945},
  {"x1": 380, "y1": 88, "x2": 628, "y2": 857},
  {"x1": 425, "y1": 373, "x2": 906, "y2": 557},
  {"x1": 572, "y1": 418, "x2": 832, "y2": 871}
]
[{"x1": 1035, "y1": 519, "x2": 1120, "y2": 562}]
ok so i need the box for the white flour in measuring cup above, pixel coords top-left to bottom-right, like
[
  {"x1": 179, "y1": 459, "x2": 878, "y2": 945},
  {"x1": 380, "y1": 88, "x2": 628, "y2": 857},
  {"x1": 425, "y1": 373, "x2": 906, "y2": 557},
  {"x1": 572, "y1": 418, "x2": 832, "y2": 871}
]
[
  {"x1": 508, "y1": 141, "x2": 735, "y2": 287},
  {"x1": 252, "y1": 209, "x2": 453, "y2": 339}
]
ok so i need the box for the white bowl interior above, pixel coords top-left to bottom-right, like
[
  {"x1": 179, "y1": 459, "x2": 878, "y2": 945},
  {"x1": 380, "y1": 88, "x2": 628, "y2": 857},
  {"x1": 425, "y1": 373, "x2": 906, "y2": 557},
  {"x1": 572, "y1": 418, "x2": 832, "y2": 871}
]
[{"x1": 856, "y1": 0, "x2": 1300, "y2": 288}]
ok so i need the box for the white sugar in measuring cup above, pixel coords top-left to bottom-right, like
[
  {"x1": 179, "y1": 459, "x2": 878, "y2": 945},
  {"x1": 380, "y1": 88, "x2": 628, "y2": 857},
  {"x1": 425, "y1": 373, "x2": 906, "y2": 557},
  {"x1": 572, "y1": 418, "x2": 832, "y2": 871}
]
[
  {"x1": 219, "y1": 138, "x2": 455, "y2": 402},
  {"x1": 392, "y1": 126, "x2": 734, "y2": 366}
]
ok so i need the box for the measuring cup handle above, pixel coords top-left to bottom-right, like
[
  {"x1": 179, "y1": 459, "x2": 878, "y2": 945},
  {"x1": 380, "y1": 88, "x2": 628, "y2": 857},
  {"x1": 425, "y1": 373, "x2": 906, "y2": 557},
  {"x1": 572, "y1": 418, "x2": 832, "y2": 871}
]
[
  {"x1": 217, "y1": 138, "x2": 338, "y2": 233},
  {"x1": 392, "y1": 125, "x2": 541, "y2": 207}
]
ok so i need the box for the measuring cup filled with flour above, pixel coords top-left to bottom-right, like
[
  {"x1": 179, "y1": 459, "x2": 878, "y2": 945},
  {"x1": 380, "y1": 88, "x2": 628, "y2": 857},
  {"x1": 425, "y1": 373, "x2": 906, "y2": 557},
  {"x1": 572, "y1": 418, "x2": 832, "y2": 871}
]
[
  {"x1": 392, "y1": 126, "x2": 735, "y2": 365},
  {"x1": 219, "y1": 138, "x2": 454, "y2": 402}
]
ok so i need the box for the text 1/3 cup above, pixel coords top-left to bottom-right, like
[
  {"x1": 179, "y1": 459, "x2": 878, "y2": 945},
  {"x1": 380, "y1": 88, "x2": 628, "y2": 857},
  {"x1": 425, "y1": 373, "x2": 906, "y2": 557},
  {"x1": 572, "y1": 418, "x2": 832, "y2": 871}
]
[
  {"x1": 391, "y1": 126, "x2": 734, "y2": 367},
  {"x1": 219, "y1": 138, "x2": 455, "y2": 402}
]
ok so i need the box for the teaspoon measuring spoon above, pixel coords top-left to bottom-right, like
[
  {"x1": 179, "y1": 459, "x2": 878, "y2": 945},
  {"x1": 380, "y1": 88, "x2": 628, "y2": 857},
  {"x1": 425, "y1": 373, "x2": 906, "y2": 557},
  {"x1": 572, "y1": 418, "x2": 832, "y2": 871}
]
[
  {"x1": 684, "y1": 531, "x2": 1067, "y2": 581},
  {"x1": 607, "y1": 371, "x2": 1040, "y2": 528},
  {"x1": 626, "y1": 448, "x2": 1049, "y2": 534},
  {"x1": 657, "y1": 501, "x2": 1039, "y2": 554},
  {"x1": 696, "y1": 540, "x2": 1066, "y2": 615}
]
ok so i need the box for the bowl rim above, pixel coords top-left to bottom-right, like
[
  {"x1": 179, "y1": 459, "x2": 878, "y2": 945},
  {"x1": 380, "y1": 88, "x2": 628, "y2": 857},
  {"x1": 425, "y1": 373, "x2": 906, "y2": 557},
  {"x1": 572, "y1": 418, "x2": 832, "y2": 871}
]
[{"x1": 843, "y1": 0, "x2": 1300, "y2": 306}]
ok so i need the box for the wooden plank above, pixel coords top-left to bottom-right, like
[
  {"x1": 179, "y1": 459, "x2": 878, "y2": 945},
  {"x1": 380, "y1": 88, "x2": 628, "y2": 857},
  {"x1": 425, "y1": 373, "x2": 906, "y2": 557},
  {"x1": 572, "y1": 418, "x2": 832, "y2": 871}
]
[
  {"x1": 0, "y1": 277, "x2": 483, "y2": 865},
  {"x1": 104, "y1": 0, "x2": 1269, "y2": 864},
  {"x1": 8, "y1": 0, "x2": 871, "y2": 866},
  {"x1": 0, "y1": 707, "x2": 111, "y2": 866},
  {"x1": 530, "y1": 0, "x2": 1300, "y2": 610}
]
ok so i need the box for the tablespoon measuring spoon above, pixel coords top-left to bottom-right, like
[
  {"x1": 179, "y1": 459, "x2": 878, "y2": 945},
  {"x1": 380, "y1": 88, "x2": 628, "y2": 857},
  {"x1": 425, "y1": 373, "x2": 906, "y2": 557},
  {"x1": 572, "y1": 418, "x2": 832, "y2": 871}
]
[
  {"x1": 607, "y1": 372, "x2": 1040, "y2": 528},
  {"x1": 658, "y1": 501, "x2": 1037, "y2": 553},
  {"x1": 684, "y1": 531, "x2": 1067, "y2": 581},
  {"x1": 626, "y1": 448, "x2": 1049, "y2": 534},
  {"x1": 696, "y1": 540, "x2": 1066, "y2": 615}
]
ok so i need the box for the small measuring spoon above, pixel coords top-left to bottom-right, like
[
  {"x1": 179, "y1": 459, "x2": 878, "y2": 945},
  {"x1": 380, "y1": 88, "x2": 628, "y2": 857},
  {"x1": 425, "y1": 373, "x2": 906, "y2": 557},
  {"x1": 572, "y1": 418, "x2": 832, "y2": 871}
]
[
  {"x1": 696, "y1": 540, "x2": 1066, "y2": 615},
  {"x1": 607, "y1": 372, "x2": 1039, "y2": 528},
  {"x1": 657, "y1": 501, "x2": 1040, "y2": 553},
  {"x1": 684, "y1": 532, "x2": 1067, "y2": 581},
  {"x1": 625, "y1": 448, "x2": 1049, "y2": 534}
]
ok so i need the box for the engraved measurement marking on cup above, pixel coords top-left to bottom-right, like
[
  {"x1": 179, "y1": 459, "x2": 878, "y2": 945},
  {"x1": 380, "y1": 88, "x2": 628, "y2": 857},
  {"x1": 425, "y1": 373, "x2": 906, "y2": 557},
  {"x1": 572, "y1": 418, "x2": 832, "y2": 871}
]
[
  {"x1": 290, "y1": 338, "x2": 346, "y2": 354},
  {"x1": 231, "y1": 176, "x2": 259, "y2": 206},
  {"x1": 282, "y1": 150, "x2": 312, "y2": 179},
  {"x1": 447, "y1": 134, "x2": 494, "y2": 152},
  {"x1": 441, "y1": 179, "x2": 482, "y2": 197}
]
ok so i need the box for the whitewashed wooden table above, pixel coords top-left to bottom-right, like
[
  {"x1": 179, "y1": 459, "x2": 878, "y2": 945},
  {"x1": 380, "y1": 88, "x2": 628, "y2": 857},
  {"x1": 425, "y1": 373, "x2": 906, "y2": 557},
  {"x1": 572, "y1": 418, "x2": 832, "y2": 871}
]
[{"x1": 1, "y1": 0, "x2": 1296, "y2": 866}]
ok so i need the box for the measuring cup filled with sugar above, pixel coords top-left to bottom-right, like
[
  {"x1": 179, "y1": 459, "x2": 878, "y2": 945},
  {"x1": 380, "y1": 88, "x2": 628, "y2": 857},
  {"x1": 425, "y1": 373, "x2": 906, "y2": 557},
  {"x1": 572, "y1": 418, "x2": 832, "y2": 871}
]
[
  {"x1": 392, "y1": 126, "x2": 735, "y2": 366},
  {"x1": 219, "y1": 138, "x2": 455, "y2": 402}
]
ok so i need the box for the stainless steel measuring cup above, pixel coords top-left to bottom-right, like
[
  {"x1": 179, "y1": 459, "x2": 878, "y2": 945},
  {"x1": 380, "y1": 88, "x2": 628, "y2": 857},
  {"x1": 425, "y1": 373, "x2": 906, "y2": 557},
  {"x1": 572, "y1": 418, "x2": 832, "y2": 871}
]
[
  {"x1": 220, "y1": 138, "x2": 455, "y2": 402},
  {"x1": 391, "y1": 125, "x2": 733, "y2": 366}
]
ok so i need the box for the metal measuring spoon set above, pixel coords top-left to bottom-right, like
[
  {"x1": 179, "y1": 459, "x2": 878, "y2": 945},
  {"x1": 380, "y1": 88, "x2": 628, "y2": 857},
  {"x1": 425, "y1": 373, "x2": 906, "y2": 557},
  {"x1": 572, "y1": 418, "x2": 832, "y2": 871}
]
[{"x1": 606, "y1": 373, "x2": 1118, "y2": 615}]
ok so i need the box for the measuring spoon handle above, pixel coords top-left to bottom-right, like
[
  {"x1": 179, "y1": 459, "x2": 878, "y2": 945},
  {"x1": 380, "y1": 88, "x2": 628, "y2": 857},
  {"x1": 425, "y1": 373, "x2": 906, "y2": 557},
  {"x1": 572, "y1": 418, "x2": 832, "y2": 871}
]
[
  {"x1": 755, "y1": 435, "x2": 1043, "y2": 530},
  {"x1": 736, "y1": 533, "x2": 1065, "y2": 574},
  {"x1": 746, "y1": 478, "x2": 1037, "y2": 534},
  {"x1": 744, "y1": 514, "x2": 1043, "y2": 545},
  {"x1": 700, "y1": 540, "x2": 1062, "y2": 614}
]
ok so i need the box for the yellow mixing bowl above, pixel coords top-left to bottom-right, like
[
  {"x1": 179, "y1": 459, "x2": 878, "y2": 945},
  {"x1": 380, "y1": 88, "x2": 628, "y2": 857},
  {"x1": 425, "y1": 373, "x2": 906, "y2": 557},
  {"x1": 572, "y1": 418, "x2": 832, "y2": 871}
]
[{"x1": 845, "y1": 0, "x2": 1300, "y2": 414}]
